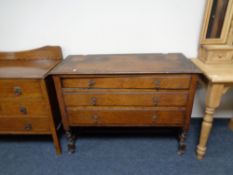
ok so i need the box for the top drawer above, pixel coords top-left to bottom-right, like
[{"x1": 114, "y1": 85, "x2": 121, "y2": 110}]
[
  {"x1": 0, "y1": 79, "x2": 42, "y2": 98},
  {"x1": 62, "y1": 75, "x2": 191, "y2": 89}
]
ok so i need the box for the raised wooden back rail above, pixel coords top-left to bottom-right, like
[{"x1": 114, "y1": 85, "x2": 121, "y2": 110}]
[{"x1": 0, "y1": 46, "x2": 62, "y2": 60}]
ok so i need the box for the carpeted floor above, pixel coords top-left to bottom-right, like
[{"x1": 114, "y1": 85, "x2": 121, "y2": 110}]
[{"x1": 0, "y1": 119, "x2": 233, "y2": 175}]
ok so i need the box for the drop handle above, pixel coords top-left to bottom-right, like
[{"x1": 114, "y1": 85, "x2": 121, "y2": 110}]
[
  {"x1": 19, "y1": 106, "x2": 27, "y2": 115},
  {"x1": 91, "y1": 97, "x2": 97, "y2": 106},
  {"x1": 24, "y1": 123, "x2": 32, "y2": 131},
  {"x1": 14, "y1": 86, "x2": 22, "y2": 96},
  {"x1": 88, "y1": 80, "x2": 96, "y2": 88}
]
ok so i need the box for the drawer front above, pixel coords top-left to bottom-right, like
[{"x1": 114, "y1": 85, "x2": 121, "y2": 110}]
[
  {"x1": 63, "y1": 90, "x2": 188, "y2": 107},
  {"x1": 0, "y1": 100, "x2": 48, "y2": 117},
  {"x1": 67, "y1": 107, "x2": 184, "y2": 126},
  {"x1": 0, "y1": 79, "x2": 42, "y2": 98},
  {"x1": 62, "y1": 75, "x2": 191, "y2": 89},
  {"x1": 209, "y1": 50, "x2": 233, "y2": 63},
  {"x1": 0, "y1": 118, "x2": 50, "y2": 133}
]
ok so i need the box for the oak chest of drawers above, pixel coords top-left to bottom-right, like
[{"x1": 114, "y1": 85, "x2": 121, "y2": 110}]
[
  {"x1": 0, "y1": 46, "x2": 62, "y2": 154},
  {"x1": 50, "y1": 53, "x2": 200, "y2": 154}
]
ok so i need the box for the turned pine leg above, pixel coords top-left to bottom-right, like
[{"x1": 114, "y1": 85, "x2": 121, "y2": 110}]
[
  {"x1": 196, "y1": 83, "x2": 224, "y2": 160},
  {"x1": 178, "y1": 131, "x2": 187, "y2": 155},
  {"x1": 66, "y1": 129, "x2": 76, "y2": 154}
]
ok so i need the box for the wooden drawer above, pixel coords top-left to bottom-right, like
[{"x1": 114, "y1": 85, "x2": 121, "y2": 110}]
[
  {"x1": 199, "y1": 45, "x2": 233, "y2": 64},
  {"x1": 0, "y1": 99, "x2": 48, "y2": 117},
  {"x1": 63, "y1": 89, "x2": 188, "y2": 107},
  {"x1": 0, "y1": 117, "x2": 50, "y2": 133},
  {"x1": 0, "y1": 79, "x2": 42, "y2": 98},
  {"x1": 67, "y1": 107, "x2": 185, "y2": 126},
  {"x1": 62, "y1": 75, "x2": 191, "y2": 89}
]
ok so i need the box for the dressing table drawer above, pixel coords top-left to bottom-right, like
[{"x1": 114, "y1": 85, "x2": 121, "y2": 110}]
[
  {"x1": 0, "y1": 79, "x2": 42, "y2": 98},
  {"x1": 0, "y1": 100, "x2": 48, "y2": 116},
  {"x1": 0, "y1": 117, "x2": 50, "y2": 133}
]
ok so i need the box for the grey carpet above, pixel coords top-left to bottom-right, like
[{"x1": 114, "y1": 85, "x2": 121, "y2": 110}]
[{"x1": 0, "y1": 119, "x2": 232, "y2": 175}]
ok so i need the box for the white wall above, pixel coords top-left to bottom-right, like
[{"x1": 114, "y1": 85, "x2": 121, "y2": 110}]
[{"x1": 0, "y1": 0, "x2": 232, "y2": 118}]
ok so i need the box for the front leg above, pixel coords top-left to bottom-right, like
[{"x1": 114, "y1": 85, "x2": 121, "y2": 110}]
[
  {"x1": 196, "y1": 83, "x2": 224, "y2": 160},
  {"x1": 177, "y1": 131, "x2": 187, "y2": 155},
  {"x1": 66, "y1": 129, "x2": 76, "y2": 154}
]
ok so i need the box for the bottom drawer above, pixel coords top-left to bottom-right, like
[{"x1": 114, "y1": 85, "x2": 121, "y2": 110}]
[
  {"x1": 0, "y1": 118, "x2": 50, "y2": 133},
  {"x1": 67, "y1": 107, "x2": 185, "y2": 126}
]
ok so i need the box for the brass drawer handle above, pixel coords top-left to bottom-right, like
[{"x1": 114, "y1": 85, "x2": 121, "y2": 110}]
[
  {"x1": 24, "y1": 123, "x2": 32, "y2": 131},
  {"x1": 19, "y1": 106, "x2": 27, "y2": 115},
  {"x1": 14, "y1": 86, "x2": 22, "y2": 96},
  {"x1": 154, "y1": 80, "x2": 160, "y2": 89},
  {"x1": 91, "y1": 97, "x2": 97, "y2": 106},
  {"x1": 88, "y1": 80, "x2": 96, "y2": 88},
  {"x1": 153, "y1": 97, "x2": 159, "y2": 106}
]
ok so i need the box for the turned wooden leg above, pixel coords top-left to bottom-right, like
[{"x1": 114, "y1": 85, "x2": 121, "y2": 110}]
[
  {"x1": 196, "y1": 107, "x2": 215, "y2": 160},
  {"x1": 66, "y1": 129, "x2": 76, "y2": 154},
  {"x1": 196, "y1": 83, "x2": 224, "y2": 160},
  {"x1": 177, "y1": 131, "x2": 187, "y2": 155},
  {"x1": 228, "y1": 118, "x2": 233, "y2": 131}
]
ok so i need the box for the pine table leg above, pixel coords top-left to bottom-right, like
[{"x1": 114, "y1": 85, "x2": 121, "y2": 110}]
[{"x1": 196, "y1": 83, "x2": 224, "y2": 160}]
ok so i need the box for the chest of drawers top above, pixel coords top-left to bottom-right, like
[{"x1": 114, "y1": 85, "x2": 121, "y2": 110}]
[{"x1": 50, "y1": 53, "x2": 200, "y2": 75}]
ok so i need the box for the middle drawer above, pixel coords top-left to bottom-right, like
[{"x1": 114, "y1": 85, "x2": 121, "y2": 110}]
[
  {"x1": 0, "y1": 99, "x2": 49, "y2": 117},
  {"x1": 63, "y1": 89, "x2": 188, "y2": 107}
]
